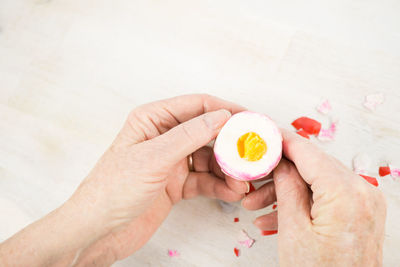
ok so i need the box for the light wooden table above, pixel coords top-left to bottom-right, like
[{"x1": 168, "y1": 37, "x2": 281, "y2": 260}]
[{"x1": 1, "y1": 1, "x2": 399, "y2": 266}]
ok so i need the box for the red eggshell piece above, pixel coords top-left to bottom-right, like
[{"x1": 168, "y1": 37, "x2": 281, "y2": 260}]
[
  {"x1": 296, "y1": 130, "x2": 310, "y2": 139},
  {"x1": 379, "y1": 166, "x2": 391, "y2": 177},
  {"x1": 359, "y1": 174, "x2": 378, "y2": 187},
  {"x1": 234, "y1": 247, "x2": 240, "y2": 257},
  {"x1": 292, "y1": 117, "x2": 322, "y2": 135}
]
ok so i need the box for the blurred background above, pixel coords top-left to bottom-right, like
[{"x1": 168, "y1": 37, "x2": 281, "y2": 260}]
[{"x1": 1, "y1": 0, "x2": 399, "y2": 266}]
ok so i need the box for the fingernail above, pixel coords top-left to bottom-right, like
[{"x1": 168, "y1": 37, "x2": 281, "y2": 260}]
[
  {"x1": 204, "y1": 109, "x2": 231, "y2": 130},
  {"x1": 245, "y1": 181, "x2": 250, "y2": 193}
]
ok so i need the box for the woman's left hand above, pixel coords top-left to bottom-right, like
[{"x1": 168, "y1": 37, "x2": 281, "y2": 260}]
[
  {"x1": 66, "y1": 94, "x2": 248, "y2": 265},
  {"x1": 0, "y1": 94, "x2": 249, "y2": 267}
]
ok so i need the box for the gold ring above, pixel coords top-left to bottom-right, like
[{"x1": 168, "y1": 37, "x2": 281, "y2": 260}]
[{"x1": 187, "y1": 153, "x2": 195, "y2": 171}]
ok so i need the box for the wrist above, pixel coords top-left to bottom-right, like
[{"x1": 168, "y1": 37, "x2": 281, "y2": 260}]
[
  {"x1": 0, "y1": 197, "x2": 108, "y2": 267},
  {"x1": 64, "y1": 186, "x2": 114, "y2": 245}
]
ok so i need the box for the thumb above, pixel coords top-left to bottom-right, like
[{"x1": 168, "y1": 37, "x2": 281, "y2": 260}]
[
  {"x1": 151, "y1": 109, "x2": 231, "y2": 164},
  {"x1": 273, "y1": 159, "x2": 311, "y2": 229}
]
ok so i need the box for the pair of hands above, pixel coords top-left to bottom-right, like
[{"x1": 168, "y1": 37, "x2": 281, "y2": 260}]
[
  {"x1": 0, "y1": 94, "x2": 386, "y2": 267},
  {"x1": 72, "y1": 94, "x2": 386, "y2": 266}
]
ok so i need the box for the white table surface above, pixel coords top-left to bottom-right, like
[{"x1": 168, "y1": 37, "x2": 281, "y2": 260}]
[{"x1": 1, "y1": 0, "x2": 400, "y2": 266}]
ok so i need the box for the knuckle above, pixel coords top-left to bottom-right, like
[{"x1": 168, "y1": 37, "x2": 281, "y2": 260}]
[
  {"x1": 274, "y1": 160, "x2": 291, "y2": 175},
  {"x1": 183, "y1": 186, "x2": 197, "y2": 199},
  {"x1": 129, "y1": 105, "x2": 146, "y2": 116},
  {"x1": 128, "y1": 102, "x2": 158, "y2": 120},
  {"x1": 180, "y1": 123, "x2": 198, "y2": 145},
  {"x1": 200, "y1": 113, "x2": 210, "y2": 126},
  {"x1": 127, "y1": 106, "x2": 148, "y2": 125},
  {"x1": 200, "y1": 93, "x2": 217, "y2": 111},
  {"x1": 183, "y1": 176, "x2": 199, "y2": 200},
  {"x1": 200, "y1": 93, "x2": 213, "y2": 101},
  {"x1": 127, "y1": 107, "x2": 140, "y2": 121},
  {"x1": 220, "y1": 187, "x2": 242, "y2": 202},
  {"x1": 230, "y1": 193, "x2": 244, "y2": 202}
]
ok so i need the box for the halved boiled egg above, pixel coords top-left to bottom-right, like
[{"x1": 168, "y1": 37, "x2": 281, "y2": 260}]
[{"x1": 214, "y1": 111, "x2": 282, "y2": 181}]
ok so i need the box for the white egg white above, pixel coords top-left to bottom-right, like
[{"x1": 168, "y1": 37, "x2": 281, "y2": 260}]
[{"x1": 214, "y1": 111, "x2": 282, "y2": 181}]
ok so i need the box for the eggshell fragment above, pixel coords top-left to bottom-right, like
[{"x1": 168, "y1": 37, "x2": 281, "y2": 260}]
[
  {"x1": 296, "y1": 129, "x2": 310, "y2": 139},
  {"x1": 379, "y1": 166, "x2": 391, "y2": 177},
  {"x1": 352, "y1": 153, "x2": 371, "y2": 175},
  {"x1": 317, "y1": 121, "x2": 337, "y2": 141},
  {"x1": 363, "y1": 93, "x2": 384, "y2": 111},
  {"x1": 359, "y1": 174, "x2": 378, "y2": 187},
  {"x1": 316, "y1": 99, "x2": 332, "y2": 114},
  {"x1": 389, "y1": 165, "x2": 400, "y2": 178},
  {"x1": 292, "y1": 117, "x2": 321, "y2": 135},
  {"x1": 378, "y1": 165, "x2": 400, "y2": 178},
  {"x1": 237, "y1": 229, "x2": 255, "y2": 248},
  {"x1": 168, "y1": 249, "x2": 180, "y2": 257},
  {"x1": 261, "y1": 230, "x2": 278, "y2": 236},
  {"x1": 234, "y1": 247, "x2": 240, "y2": 257}
]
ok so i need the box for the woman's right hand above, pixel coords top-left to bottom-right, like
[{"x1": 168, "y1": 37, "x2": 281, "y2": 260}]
[{"x1": 243, "y1": 129, "x2": 386, "y2": 266}]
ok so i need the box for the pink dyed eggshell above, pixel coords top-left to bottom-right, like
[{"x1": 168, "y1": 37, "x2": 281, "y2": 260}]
[{"x1": 214, "y1": 111, "x2": 282, "y2": 181}]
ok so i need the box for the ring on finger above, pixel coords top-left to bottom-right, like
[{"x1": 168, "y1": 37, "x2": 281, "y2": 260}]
[{"x1": 187, "y1": 153, "x2": 195, "y2": 172}]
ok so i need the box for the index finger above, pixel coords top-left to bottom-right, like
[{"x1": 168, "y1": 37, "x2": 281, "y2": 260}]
[{"x1": 147, "y1": 94, "x2": 246, "y2": 123}]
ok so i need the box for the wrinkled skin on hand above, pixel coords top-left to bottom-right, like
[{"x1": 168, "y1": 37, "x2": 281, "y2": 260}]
[
  {"x1": 65, "y1": 94, "x2": 249, "y2": 265},
  {"x1": 1, "y1": 94, "x2": 387, "y2": 267},
  {"x1": 242, "y1": 129, "x2": 386, "y2": 267}
]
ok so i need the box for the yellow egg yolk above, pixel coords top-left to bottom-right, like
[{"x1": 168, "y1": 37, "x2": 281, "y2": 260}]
[{"x1": 237, "y1": 132, "x2": 267, "y2": 161}]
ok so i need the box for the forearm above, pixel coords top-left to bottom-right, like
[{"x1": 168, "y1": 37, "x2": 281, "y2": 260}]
[{"x1": 0, "y1": 196, "x2": 106, "y2": 267}]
